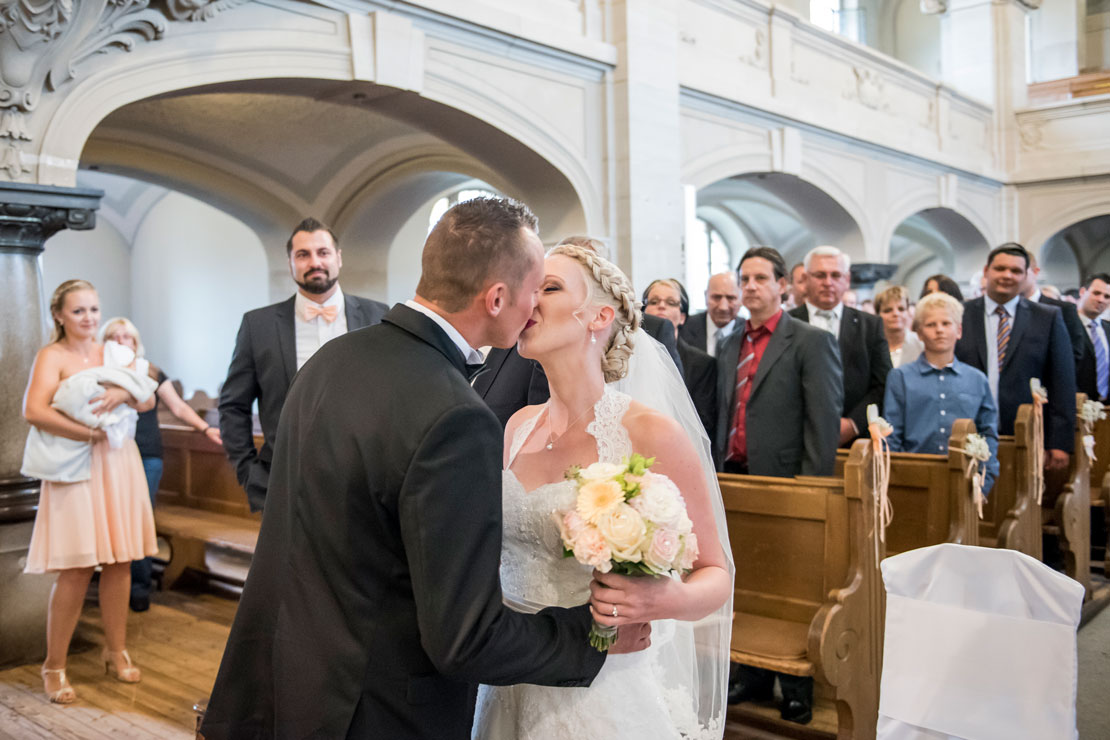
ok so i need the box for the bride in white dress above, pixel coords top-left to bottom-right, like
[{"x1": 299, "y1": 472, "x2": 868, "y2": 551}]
[{"x1": 472, "y1": 243, "x2": 734, "y2": 740}]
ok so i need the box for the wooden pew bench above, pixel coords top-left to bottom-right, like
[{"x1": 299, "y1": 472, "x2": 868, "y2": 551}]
[
  {"x1": 834, "y1": 418, "x2": 980, "y2": 557},
  {"x1": 1044, "y1": 394, "x2": 1092, "y2": 598},
  {"x1": 980, "y1": 404, "x2": 1040, "y2": 557},
  {"x1": 1087, "y1": 413, "x2": 1110, "y2": 573},
  {"x1": 721, "y1": 439, "x2": 880, "y2": 740},
  {"x1": 155, "y1": 425, "x2": 260, "y2": 587}
]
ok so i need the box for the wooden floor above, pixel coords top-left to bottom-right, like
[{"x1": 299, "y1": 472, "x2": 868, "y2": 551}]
[{"x1": 0, "y1": 585, "x2": 234, "y2": 740}]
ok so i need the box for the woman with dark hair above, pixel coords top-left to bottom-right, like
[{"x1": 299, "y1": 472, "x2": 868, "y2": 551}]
[
  {"x1": 642, "y1": 278, "x2": 717, "y2": 437},
  {"x1": 920, "y1": 274, "x2": 965, "y2": 303}
]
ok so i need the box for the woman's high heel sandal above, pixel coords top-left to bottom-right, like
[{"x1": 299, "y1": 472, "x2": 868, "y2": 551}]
[
  {"x1": 41, "y1": 666, "x2": 76, "y2": 704},
  {"x1": 102, "y1": 649, "x2": 141, "y2": 683}
]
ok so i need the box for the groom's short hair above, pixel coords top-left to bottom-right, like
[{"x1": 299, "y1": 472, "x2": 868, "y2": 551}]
[{"x1": 417, "y1": 197, "x2": 540, "y2": 312}]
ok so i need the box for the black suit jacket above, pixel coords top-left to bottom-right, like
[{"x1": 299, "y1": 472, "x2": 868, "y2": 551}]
[
  {"x1": 218, "y1": 292, "x2": 388, "y2": 511},
  {"x1": 714, "y1": 311, "x2": 843, "y2": 476},
  {"x1": 1041, "y1": 294, "x2": 1092, "y2": 397},
  {"x1": 677, "y1": 339, "x2": 717, "y2": 438},
  {"x1": 789, "y1": 304, "x2": 892, "y2": 437},
  {"x1": 679, "y1": 311, "x2": 709, "y2": 352},
  {"x1": 1078, "y1": 317, "x2": 1110, "y2": 402},
  {"x1": 200, "y1": 305, "x2": 605, "y2": 740},
  {"x1": 956, "y1": 296, "x2": 1077, "y2": 452},
  {"x1": 474, "y1": 314, "x2": 682, "y2": 428}
]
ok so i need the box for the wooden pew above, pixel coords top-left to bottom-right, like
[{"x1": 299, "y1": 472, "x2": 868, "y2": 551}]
[
  {"x1": 1045, "y1": 395, "x2": 1092, "y2": 598},
  {"x1": 721, "y1": 439, "x2": 880, "y2": 740},
  {"x1": 834, "y1": 418, "x2": 980, "y2": 557},
  {"x1": 1088, "y1": 414, "x2": 1110, "y2": 573},
  {"x1": 979, "y1": 404, "x2": 1041, "y2": 558},
  {"x1": 156, "y1": 425, "x2": 261, "y2": 587}
]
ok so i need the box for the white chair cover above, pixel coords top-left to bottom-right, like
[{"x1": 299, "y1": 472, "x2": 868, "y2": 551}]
[{"x1": 878, "y1": 543, "x2": 1084, "y2": 740}]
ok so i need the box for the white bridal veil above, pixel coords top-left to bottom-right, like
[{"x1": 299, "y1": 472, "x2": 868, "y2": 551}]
[{"x1": 614, "y1": 327, "x2": 734, "y2": 740}]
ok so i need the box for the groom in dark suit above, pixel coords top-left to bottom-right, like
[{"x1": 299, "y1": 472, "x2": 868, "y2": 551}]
[
  {"x1": 200, "y1": 198, "x2": 644, "y2": 740},
  {"x1": 218, "y1": 217, "x2": 388, "y2": 511}
]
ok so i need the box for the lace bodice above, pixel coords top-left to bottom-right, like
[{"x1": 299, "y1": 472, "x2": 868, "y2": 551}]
[{"x1": 500, "y1": 387, "x2": 632, "y2": 609}]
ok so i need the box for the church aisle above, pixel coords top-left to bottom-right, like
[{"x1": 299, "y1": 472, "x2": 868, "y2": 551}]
[
  {"x1": 1078, "y1": 595, "x2": 1110, "y2": 740},
  {"x1": 0, "y1": 587, "x2": 234, "y2": 739}
]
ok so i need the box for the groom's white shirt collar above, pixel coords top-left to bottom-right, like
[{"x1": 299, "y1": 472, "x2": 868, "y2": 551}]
[{"x1": 405, "y1": 299, "x2": 485, "y2": 365}]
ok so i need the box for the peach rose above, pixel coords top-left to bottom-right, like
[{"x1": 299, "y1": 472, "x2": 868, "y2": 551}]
[
  {"x1": 596, "y1": 504, "x2": 647, "y2": 562},
  {"x1": 571, "y1": 525, "x2": 613, "y2": 572},
  {"x1": 555, "y1": 509, "x2": 587, "y2": 544},
  {"x1": 577, "y1": 479, "x2": 625, "y2": 524}
]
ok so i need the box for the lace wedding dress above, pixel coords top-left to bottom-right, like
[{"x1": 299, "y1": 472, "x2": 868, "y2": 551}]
[{"x1": 471, "y1": 385, "x2": 720, "y2": 740}]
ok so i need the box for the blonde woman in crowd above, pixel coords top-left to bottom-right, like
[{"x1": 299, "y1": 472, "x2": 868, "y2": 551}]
[
  {"x1": 99, "y1": 317, "x2": 223, "y2": 612},
  {"x1": 876, "y1": 285, "x2": 925, "y2": 368},
  {"x1": 21, "y1": 281, "x2": 158, "y2": 704}
]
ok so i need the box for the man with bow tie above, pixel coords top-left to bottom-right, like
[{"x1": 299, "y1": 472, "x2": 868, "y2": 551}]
[{"x1": 218, "y1": 217, "x2": 388, "y2": 511}]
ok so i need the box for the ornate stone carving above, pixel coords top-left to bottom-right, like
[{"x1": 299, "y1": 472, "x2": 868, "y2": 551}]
[
  {"x1": 919, "y1": 0, "x2": 947, "y2": 14},
  {"x1": 739, "y1": 29, "x2": 767, "y2": 70},
  {"x1": 161, "y1": 0, "x2": 251, "y2": 23},
  {"x1": 0, "y1": 200, "x2": 97, "y2": 251},
  {"x1": 46, "y1": 1, "x2": 168, "y2": 91},
  {"x1": 1018, "y1": 119, "x2": 1045, "y2": 150},
  {"x1": 846, "y1": 67, "x2": 887, "y2": 111},
  {"x1": 679, "y1": 31, "x2": 696, "y2": 45}
]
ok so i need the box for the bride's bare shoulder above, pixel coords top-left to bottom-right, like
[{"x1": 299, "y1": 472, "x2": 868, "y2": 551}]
[
  {"x1": 623, "y1": 400, "x2": 686, "y2": 451},
  {"x1": 504, "y1": 403, "x2": 545, "y2": 441}
]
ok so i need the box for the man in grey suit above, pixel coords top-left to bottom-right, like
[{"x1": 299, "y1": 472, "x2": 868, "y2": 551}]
[
  {"x1": 716, "y1": 246, "x2": 842, "y2": 725},
  {"x1": 218, "y1": 217, "x2": 388, "y2": 511}
]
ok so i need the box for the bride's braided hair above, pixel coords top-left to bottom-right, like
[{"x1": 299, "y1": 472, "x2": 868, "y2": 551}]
[{"x1": 548, "y1": 243, "x2": 642, "y2": 383}]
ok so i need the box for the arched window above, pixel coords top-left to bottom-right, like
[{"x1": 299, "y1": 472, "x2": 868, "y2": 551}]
[
  {"x1": 685, "y1": 218, "x2": 733, "y2": 312},
  {"x1": 427, "y1": 187, "x2": 500, "y2": 232}
]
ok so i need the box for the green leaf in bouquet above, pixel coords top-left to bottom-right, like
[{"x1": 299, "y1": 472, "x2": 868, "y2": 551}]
[
  {"x1": 562, "y1": 547, "x2": 575, "y2": 559},
  {"x1": 564, "y1": 464, "x2": 582, "y2": 481}
]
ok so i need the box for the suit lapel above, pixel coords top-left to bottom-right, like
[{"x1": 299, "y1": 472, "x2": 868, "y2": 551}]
[
  {"x1": 382, "y1": 304, "x2": 470, "y2": 376},
  {"x1": 472, "y1": 348, "x2": 512, "y2": 397},
  {"x1": 344, "y1": 294, "x2": 365, "y2": 330},
  {"x1": 719, "y1": 330, "x2": 742, "y2": 420},
  {"x1": 1001, "y1": 298, "x2": 1031, "y2": 374},
  {"x1": 964, "y1": 298, "x2": 988, "y2": 370},
  {"x1": 749, "y1": 315, "x2": 792, "y2": 399},
  {"x1": 837, "y1": 306, "x2": 859, "y2": 354},
  {"x1": 275, "y1": 297, "x2": 297, "y2": 386}
]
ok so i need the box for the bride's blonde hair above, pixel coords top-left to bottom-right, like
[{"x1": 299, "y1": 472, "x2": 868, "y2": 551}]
[{"x1": 548, "y1": 240, "x2": 641, "y2": 383}]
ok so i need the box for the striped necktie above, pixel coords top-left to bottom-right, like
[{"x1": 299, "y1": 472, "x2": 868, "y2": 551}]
[
  {"x1": 727, "y1": 344, "x2": 757, "y2": 458},
  {"x1": 995, "y1": 306, "x2": 1011, "y2": 370},
  {"x1": 1091, "y1": 319, "x2": 1108, "y2": 400}
]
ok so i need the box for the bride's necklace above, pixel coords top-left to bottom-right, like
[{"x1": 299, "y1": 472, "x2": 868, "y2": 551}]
[
  {"x1": 543, "y1": 402, "x2": 594, "y2": 451},
  {"x1": 64, "y1": 341, "x2": 94, "y2": 365}
]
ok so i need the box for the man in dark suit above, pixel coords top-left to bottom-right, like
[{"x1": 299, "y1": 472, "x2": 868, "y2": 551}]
[
  {"x1": 1022, "y1": 249, "x2": 1089, "y2": 394},
  {"x1": 955, "y1": 243, "x2": 1076, "y2": 469},
  {"x1": 642, "y1": 278, "x2": 717, "y2": 438},
  {"x1": 679, "y1": 272, "x2": 744, "y2": 356},
  {"x1": 200, "y1": 198, "x2": 647, "y2": 740},
  {"x1": 789, "y1": 246, "x2": 891, "y2": 446},
  {"x1": 717, "y1": 246, "x2": 842, "y2": 724},
  {"x1": 1076, "y1": 273, "x2": 1110, "y2": 403},
  {"x1": 218, "y1": 217, "x2": 388, "y2": 511}
]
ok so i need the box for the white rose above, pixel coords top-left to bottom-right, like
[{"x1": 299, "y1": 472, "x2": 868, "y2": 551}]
[
  {"x1": 579, "y1": 461, "x2": 626, "y2": 483},
  {"x1": 629, "y1": 472, "x2": 683, "y2": 527}
]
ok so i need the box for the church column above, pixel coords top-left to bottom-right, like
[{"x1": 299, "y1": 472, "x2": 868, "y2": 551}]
[
  {"x1": 609, "y1": 0, "x2": 685, "y2": 287},
  {"x1": 0, "y1": 182, "x2": 101, "y2": 667}
]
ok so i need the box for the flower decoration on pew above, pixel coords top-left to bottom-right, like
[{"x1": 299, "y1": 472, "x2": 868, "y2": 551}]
[
  {"x1": 1080, "y1": 400, "x2": 1105, "y2": 463},
  {"x1": 555, "y1": 453, "x2": 698, "y2": 651},
  {"x1": 1030, "y1": 378, "x2": 1047, "y2": 505},
  {"x1": 867, "y1": 404, "x2": 893, "y2": 560},
  {"x1": 958, "y1": 432, "x2": 992, "y2": 519}
]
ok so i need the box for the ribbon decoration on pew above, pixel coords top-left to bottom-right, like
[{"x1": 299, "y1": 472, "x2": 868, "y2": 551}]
[
  {"x1": 867, "y1": 404, "x2": 893, "y2": 561},
  {"x1": 1030, "y1": 378, "x2": 1047, "y2": 506},
  {"x1": 1079, "y1": 400, "x2": 1105, "y2": 463},
  {"x1": 958, "y1": 433, "x2": 991, "y2": 520}
]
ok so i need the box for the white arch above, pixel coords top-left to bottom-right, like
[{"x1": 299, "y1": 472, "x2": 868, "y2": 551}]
[
  {"x1": 878, "y1": 186, "x2": 995, "y2": 252},
  {"x1": 37, "y1": 24, "x2": 598, "y2": 233},
  {"x1": 1025, "y1": 196, "x2": 1110, "y2": 257}
]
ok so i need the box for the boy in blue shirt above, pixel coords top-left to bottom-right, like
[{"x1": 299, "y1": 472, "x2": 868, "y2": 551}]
[{"x1": 884, "y1": 292, "x2": 1000, "y2": 493}]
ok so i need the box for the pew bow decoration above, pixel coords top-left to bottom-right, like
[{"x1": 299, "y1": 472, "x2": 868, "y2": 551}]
[
  {"x1": 957, "y1": 433, "x2": 991, "y2": 519},
  {"x1": 1030, "y1": 378, "x2": 1047, "y2": 506},
  {"x1": 1079, "y1": 400, "x2": 1105, "y2": 463},
  {"x1": 867, "y1": 404, "x2": 893, "y2": 560}
]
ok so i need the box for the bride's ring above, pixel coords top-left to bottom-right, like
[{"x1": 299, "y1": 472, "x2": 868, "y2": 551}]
[{"x1": 611, "y1": 605, "x2": 618, "y2": 618}]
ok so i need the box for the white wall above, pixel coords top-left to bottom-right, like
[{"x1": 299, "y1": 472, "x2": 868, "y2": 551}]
[
  {"x1": 130, "y1": 191, "x2": 268, "y2": 397},
  {"x1": 894, "y1": 0, "x2": 942, "y2": 79},
  {"x1": 41, "y1": 220, "x2": 132, "y2": 324}
]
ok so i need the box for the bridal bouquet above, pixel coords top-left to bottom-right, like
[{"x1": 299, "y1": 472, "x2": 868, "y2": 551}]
[{"x1": 554, "y1": 453, "x2": 698, "y2": 650}]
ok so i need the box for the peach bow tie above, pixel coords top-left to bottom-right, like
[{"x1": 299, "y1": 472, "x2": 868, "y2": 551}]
[{"x1": 304, "y1": 303, "x2": 339, "y2": 323}]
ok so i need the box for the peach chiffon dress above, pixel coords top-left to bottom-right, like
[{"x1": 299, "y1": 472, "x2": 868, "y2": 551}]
[{"x1": 24, "y1": 437, "x2": 158, "y2": 573}]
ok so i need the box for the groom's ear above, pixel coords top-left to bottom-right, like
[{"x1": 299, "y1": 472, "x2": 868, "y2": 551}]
[{"x1": 483, "y1": 282, "x2": 510, "y2": 317}]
